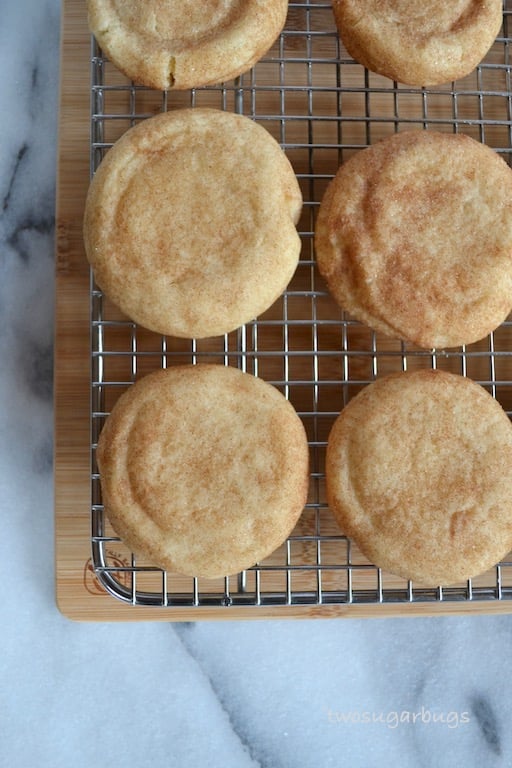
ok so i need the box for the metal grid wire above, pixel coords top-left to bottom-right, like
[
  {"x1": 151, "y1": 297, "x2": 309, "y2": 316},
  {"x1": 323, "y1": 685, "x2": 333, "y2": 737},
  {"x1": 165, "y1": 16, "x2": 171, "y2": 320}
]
[{"x1": 90, "y1": 1, "x2": 512, "y2": 609}]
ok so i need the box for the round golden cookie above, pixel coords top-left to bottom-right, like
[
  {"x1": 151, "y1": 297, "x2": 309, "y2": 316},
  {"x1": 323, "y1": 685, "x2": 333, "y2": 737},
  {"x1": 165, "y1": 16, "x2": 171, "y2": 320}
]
[
  {"x1": 331, "y1": 0, "x2": 502, "y2": 86},
  {"x1": 326, "y1": 369, "x2": 512, "y2": 586},
  {"x1": 315, "y1": 131, "x2": 512, "y2": 349},
  {"x1": 86, "y1": 0, "x2": 288, "y2": 90},
  {"x1": 96, "y1": 364, "x2": 309, "y2": 578},
  {"x1": 83, "y1": 108, "x2": 302, "y2": 339}
]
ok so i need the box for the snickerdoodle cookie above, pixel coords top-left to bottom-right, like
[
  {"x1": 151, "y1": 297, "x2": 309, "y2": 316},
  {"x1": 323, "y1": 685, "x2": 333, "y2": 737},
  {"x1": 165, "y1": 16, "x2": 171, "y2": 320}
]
[
  {"x1": 84, "y1": 108, "x2": 302, "y2": 338},
  {"x1": 315, "y1": 130, "x2": 512, "y2": 349},
  {"x1": 96, "y1": 364, "x2": 309, "y2": 578},
  {"x1": 331, "y1": 0, "x2": 502, "y2": 86},
  {"x1": 326, "y1": 369, "x2": 512, "y2": 586},
  {"x1": 87, "y1": 0, "x2": 288, "y2": 89}
]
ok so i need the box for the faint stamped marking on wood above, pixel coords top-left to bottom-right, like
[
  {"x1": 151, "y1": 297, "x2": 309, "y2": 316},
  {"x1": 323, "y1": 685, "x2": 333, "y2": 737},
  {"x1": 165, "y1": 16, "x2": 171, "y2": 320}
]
[{"x1": 83, "y1": 550, "x2": 131, "y2": 595}]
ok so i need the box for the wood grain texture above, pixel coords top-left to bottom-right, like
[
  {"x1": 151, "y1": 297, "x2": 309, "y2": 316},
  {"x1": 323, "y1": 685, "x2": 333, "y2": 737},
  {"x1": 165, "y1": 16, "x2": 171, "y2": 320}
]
[{"x1": 54, "y1": 0, "x2": 512, "y2": 620}]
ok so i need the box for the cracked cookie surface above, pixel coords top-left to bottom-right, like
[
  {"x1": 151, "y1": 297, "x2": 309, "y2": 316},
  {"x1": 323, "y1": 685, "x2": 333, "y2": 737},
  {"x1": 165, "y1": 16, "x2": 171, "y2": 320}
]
[
  {"x1": 87, "y1": 0, "x2": 288, "y2": 89},
  {"x1": 84, "y1": 108, "x2": 302, "y2": 339}
]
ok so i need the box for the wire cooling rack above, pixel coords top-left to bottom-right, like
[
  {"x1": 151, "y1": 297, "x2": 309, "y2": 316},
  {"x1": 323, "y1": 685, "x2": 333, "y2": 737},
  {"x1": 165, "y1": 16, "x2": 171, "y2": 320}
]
[{"x1": 89, "y1": 1, "x2": 512, "y2": 610}]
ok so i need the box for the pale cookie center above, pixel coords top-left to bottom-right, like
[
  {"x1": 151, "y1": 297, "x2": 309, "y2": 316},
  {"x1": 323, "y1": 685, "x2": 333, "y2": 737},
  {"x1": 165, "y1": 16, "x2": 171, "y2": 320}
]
[
  {"x1": 112, "y1": 0, "x2": 244, "y2": 47},
  {"x1": 125, "y1": 392, "x2": 281, "y2": 532},
  {"x1": 347, "y1": 390, "x2": 483, "y2": 531},
  {"x1": 375, "y1": 0, "x2": 480, "y2": 36},
  {"x1": 359, "y1": 148, "x2": 512, "y2": 328},
  {"x1": 119, "y1": 141, "x2": 265, "y2": 285}
]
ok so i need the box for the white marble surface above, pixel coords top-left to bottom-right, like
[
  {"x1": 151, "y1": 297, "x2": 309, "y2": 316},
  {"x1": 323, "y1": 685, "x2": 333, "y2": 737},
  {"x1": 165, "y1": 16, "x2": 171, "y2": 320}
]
[{"x1": 2, "y1": 1, "x2": 512, "y2": 765}]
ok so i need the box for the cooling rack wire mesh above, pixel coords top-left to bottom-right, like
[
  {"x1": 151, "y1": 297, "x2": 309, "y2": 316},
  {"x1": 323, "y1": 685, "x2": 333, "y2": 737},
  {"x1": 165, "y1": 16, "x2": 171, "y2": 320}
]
[{"x1": 89, "y1": 1, "x2": 512, "y2": 609}]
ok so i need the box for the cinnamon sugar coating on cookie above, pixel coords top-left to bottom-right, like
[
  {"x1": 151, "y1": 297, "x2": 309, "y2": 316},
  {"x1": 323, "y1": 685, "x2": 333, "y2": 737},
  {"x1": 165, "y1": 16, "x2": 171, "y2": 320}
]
[
  {"x1": 87, "y1": 0, "x2": 288, "y2": 89},
  {"x1": 315, "y1": 131, "x2": 512, "y2": 349},
  {"x1": 332, "y1": 0, "x2": 502, "y2": 86},
  {"x1": 97, "y1": 365, "x2": 309, "y2": 578},
  {"x1": 326, "y1": 370, "x2": 512, "y2": 586}
]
